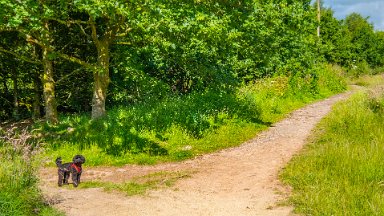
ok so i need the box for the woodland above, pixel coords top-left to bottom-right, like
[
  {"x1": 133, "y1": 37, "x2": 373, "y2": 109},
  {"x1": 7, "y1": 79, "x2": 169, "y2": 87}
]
[
  {"x1": 1, "y1": 0, "x2": 383, "y2": 123},
  {"x1": 1, "y1": 1, "x2": 384, "y2": 215}
]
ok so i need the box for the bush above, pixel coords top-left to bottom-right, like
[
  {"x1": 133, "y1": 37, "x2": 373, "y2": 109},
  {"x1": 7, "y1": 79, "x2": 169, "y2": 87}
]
[{"x1": 347, "y1": 60, "x2": 371, "y2": 77}]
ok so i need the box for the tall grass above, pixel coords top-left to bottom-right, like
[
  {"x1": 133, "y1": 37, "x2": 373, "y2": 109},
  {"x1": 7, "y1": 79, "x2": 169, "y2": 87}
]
[
  {"x1": 33, "y1": 63, "x2": 346, "y2": 166},
  {"x1": 280, "y1": 87, "x2": 384, "y2": 215},
  {"x1": 0, "y1": 133, "x2": 63, "y2": 216},
  {"x1": 348, "y1": 74, "x2": 384, "y2": 87}
]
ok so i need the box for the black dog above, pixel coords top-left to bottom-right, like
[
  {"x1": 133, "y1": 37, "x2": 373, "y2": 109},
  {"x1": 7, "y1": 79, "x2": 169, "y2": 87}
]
[{"x1": 55, "y1": 155, "x2": 85, "y2": 187}]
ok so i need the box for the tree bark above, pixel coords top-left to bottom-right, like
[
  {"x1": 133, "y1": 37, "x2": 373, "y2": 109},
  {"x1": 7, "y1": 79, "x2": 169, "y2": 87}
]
[
  {"x1": 89, "y1": 18, "x2": 115, "y2": 119},
  {"x1": 39, "y1": 21, "x2": 58, "y2": 124},
  {"x1": 42, "y1": 46, "x2": 58, "y2": 124},
  {"x1": 32, "y1": 70, "x2": 41, "y2": 119},
  {"x1": 11, "y1": 67, "x2": 19, "y2": 119},
  {"x1": 91, "y1": 39, "x2": 110, "y2": 119},
  {"x1": 32, "y1": 45, "x2": 41, "y2": 119}
]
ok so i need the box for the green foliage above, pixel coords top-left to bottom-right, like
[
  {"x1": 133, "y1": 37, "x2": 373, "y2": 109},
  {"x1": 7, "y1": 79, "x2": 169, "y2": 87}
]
[
  {"x1": 1, "y1": 0, "x2": 384, "y2": 122},
  {"x1": 347, "y1": 60, "x2": 371, "y2": 77},
  {"x1": 35, "y1": 65, "x2": 346, "y2": 166},
  {"x1": 239, "y1": 1, "x2": 316, "y2": 79},
  {"x1": 0, "y1": 30, "x2": 42, "y2": 121},
  {"x1": 281, "y1": 89, "x2": 384, "y2": 215},
  {"x1": 36, "y1": 87, "x2": 266, "y2": 165},
  {"x1": 320, "y1": 8, "x2": 384, "y2": 74}
]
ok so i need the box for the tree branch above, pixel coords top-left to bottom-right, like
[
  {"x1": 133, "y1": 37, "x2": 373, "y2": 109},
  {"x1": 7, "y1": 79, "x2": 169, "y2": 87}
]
[
  {"x1": 76, "y1": 23, "x2": 92, "y2": 40},
  {"x1": 54, "y1": 52, "x2": 97, "y2": 70},
  {"x1": 47, "y1": 17, "x2": 89, "y2": 25},
  {"x1": 25, "y1": 34, "x2": 97, "y2": 70},
  {"x1": 55, "y1": 67, "x2": 83, "y2": 84},
  {"x1": 114, "y1": 41, "x2": 132, "y2": 45},
  {"x1": 115, "y1": 29, "x2": 132, "y2": 37},
  {"x1": 89, "y1": 17, "x2": 100, "y2": 45},
  {"x1": 0, "y1": 46, "x2": 42, "y2": 65}
]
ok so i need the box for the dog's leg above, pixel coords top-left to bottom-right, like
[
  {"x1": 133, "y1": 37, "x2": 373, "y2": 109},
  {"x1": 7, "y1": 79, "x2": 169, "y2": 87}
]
[
  {"x1": 64, "y1": 171, "x2": 70, "y2": 185},
  {"x1": 72, "y1": 171, "x2": 80, "y2": 187},
  {"x1": 58, "y1": 170, "x2": 64, "y2": 187},
  {"x1": 77, "y1": 173, "x2": 82, "y2": 184}
]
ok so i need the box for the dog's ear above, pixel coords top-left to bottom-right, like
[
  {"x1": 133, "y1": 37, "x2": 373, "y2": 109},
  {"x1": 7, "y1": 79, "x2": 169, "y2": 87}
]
[
  {"x1": 80, "y1": 155, "x2": 86, "y2": 164},
  {"x1": 55, "y1": 157, "x2": 62, "y2": 166}
]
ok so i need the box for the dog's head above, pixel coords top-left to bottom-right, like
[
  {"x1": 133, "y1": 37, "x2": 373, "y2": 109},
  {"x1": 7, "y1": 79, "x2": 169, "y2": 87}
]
[{"x1": 72, "y1": 155, "x2": 86, "y2": 165}]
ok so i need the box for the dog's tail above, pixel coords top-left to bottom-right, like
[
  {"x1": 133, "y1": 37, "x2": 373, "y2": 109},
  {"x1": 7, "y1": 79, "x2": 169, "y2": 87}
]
[{"x1": 55, "y1": 157, "x2": 62, "y2": 167}]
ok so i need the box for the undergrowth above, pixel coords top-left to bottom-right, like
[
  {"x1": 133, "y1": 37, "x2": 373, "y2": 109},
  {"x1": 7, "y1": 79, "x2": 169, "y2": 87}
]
[
  {"x1": 33, "y1": 63, "x2": 346, "y2": 166},
  {"x1": 348, "y1": 73, "x2": 384, "y2": 87},
  {"x1": 280, "y1": 84, "x2": 384, "y2": 215}
]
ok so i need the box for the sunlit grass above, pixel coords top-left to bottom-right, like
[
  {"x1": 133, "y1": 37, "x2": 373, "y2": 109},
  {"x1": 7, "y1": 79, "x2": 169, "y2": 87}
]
[
  {"x1": 78, "y1": 171, "x2": 192, "y2": 196},
  {"x1": 0, "y1": 143, "x2": 64, "y2": 216},
  {"x1": 34, "y1": 64, "x2": 346, "y2": 166},
  {"x1": 348, "y1": 74, "x2": 384, "y2": 87},
  {"x1": 280, "y1": 88, "x2": 384, "y2": 215}
]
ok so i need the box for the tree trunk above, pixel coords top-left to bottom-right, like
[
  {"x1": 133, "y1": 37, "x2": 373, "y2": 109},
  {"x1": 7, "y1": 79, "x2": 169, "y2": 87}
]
[
  {"x1": 39, "y1": 21, "x2": 58, "y2": 124},
  {"x1": 32, "y1": 70, "x2": 41, "y2": 119},
  {"x1": 11, "y1": 67, "x2": 19, "y2": 120},
  {"x1": 91, "y1": 39, "x2": 110, "y2": 119},
  {"x1": 32, "y1": 45, "x2": 41, "y2": 119},
  {"x1": 42, "y1": 46, "x2": 58, "y2": 124},
  {"x1": 2, "y1": 76, "x2": 9, "y2": 94}
]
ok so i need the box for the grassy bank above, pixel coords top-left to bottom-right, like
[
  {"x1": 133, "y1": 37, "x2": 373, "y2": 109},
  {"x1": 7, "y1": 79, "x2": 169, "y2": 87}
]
[
  {"x1": 280, "y1": 75, "x2": 384, "y2": 215},
  {"x1": 33, "y1": 64, "x2": 346, "y2": 166},
  {"x1": 0, "y1": 138, "x2": 63, "y2": 216}
]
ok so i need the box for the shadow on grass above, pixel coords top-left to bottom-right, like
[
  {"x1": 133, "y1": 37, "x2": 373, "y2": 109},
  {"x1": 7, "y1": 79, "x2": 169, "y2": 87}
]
[{"x1": 36, "y1": 89, "x2": 268, "y2": 156}]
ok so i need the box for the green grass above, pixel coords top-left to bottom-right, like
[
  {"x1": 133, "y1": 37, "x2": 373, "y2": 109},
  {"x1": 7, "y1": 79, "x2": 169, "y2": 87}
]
[
  {"x1": 348, "y1": 74, "x2": 384, "y2": 87},
  {"x1": 41, "y1": 120, "x2": 264, "y2": 166},
  {"x1": 0, "y1": 64, "x2": 347, "y2": 215},
  {"x1": 280, "y1": 88, "x2": 384, "y2": 215},
  {"x1": 0, "y1": 142, "x2": 64, "y2": 216},
  {"x1": 33, "y1": 63, "x2": 346, "y2": 166},
  {"x1": 78, "y1": 171, "x2": 191, "y2": 196}
]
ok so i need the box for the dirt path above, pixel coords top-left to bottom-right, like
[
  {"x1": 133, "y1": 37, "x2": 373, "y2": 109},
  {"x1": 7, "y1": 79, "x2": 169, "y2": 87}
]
[{"x1": 39, "y1": 91, "x2": 353, "y2": 216}]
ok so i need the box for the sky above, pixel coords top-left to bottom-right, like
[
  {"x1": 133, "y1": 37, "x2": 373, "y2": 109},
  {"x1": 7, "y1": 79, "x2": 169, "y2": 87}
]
[{"x1": 315, "y1": 0, "x2": 384, "y2": 31}]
